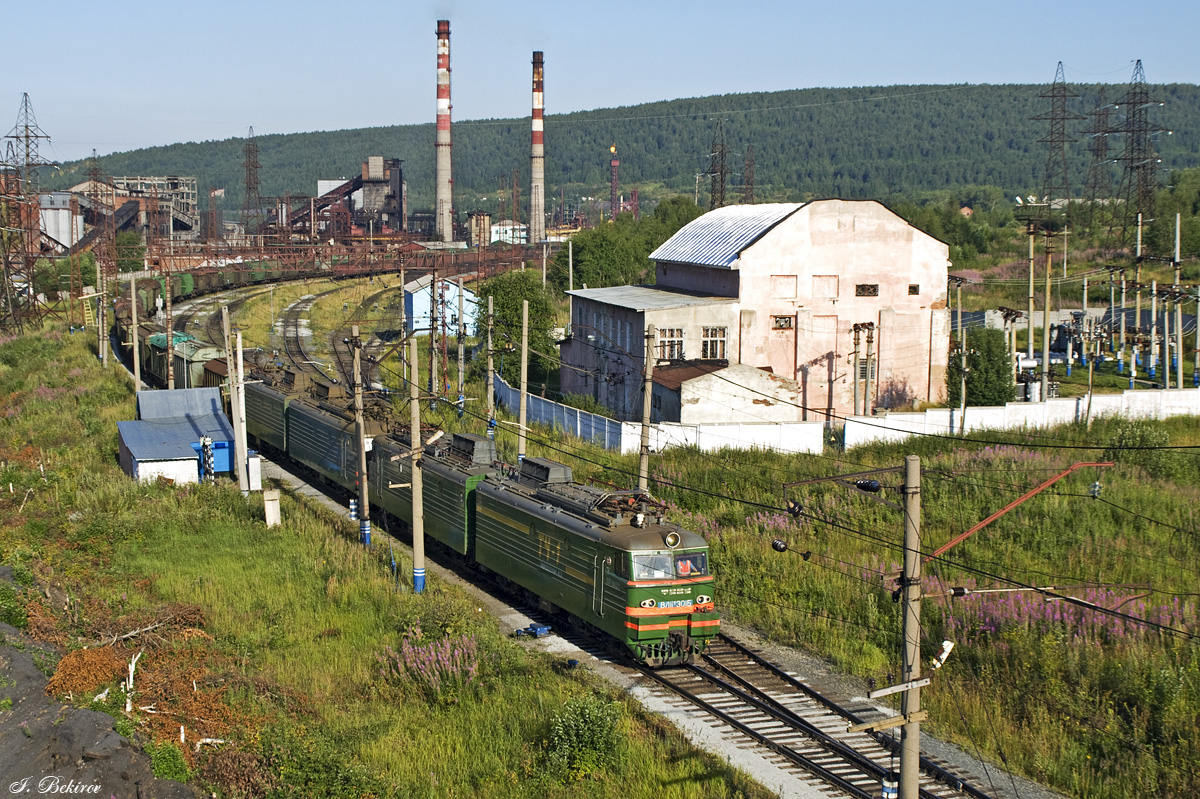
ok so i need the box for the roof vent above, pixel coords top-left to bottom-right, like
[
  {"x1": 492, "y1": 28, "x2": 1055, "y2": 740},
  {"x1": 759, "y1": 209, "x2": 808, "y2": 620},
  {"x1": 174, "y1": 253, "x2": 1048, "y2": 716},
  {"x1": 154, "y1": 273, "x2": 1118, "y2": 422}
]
[{"x1": 518, "y1": 457, "x2": 573, "y2": 488}]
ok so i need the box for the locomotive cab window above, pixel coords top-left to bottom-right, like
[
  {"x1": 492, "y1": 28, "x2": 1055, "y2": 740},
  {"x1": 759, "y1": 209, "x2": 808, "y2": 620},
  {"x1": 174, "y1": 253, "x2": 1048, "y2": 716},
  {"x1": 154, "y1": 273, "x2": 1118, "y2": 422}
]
[
  {"x1": 631, "y1": 553, "x2": 674, "y2": 581},
  {"x1": 675, "y1": 551, "x2": 708, "y2": 577}
]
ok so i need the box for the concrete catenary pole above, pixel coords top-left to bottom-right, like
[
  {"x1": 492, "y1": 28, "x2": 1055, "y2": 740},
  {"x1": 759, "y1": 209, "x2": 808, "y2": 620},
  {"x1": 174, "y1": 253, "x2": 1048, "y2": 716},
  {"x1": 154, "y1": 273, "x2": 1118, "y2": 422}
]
[
  {"x1": 165, "y1": 263, "x2": 175, "y2": 390},
  {"x1": 235, "y1": 330, "x2": 249, "y2": 496},
  {"x1": 1041, "y1": 233, "x2": 1052, "y2": 400},
  {"x1": 457, "y1": 276, "x2": 465, "y2": 407},
  {"x1": 518, "y1": 300, "x2": 528, "y2": 462},
  {"x1": 221, "y1": 307, "x2": 247, "y2": 494},
  {"x1": 1150, "y1": 280, "x2": 1158, "y2": 378},
  {"x1": 865, "y1": 323, "x2": 876, "y2": 418},
  {"x1": 486, "y1": 296, "x2": 495, "y2": 422},
  {"x1": 434, "y1": 20, "x2": 453, "y2": 242},
  {"x1": 529, "y1": 51, "x2": 546, "y2": 245},
  {"x1": 352, "y1": 325, "x2": 370, "y2": 546},
  {"x1": 639, "y1": 325, "x2": 656, "y2": 492},
  {"x1": 130, "y1": 278, "x2": 140, "y2": 389},
  {"x1": 399, "y1": 264, "x2": 407, "y2": 383},
  {"x1": 1026, "y1": 226, "x2": 1035, "y2": 360},
  {"x1": 852, "y1": 326, "x2": 861, "y2": 417},
  {"x1": 409, "y1": 334, "x2": 426, "y2": 593},
  {"x1": 900, "y1": 454, "x2": 923, "y2": 799},
  {"x1": 1175, "y1": 288, "x2": 1184, "y2": 390}
]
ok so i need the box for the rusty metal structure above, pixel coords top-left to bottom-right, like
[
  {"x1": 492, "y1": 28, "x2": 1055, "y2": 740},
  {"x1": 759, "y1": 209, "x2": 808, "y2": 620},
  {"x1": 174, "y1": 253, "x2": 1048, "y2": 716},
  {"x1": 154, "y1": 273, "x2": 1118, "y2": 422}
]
[
  {"x1": 243, "y1": 126, "x2": 264, "y2": 238},
  {"x1": 742, "y1": 144, "x2": 755, "y2": 205},
  {"x1": 529, "y1": 51, "x2": 546, "y2": 244},
  {"x1": 1033, "y1": 62, "x2": 1081, "y2": 230},
  {"x1": 1110, "y1": 60, "x2": 1168, "y2": 251},
  {"x1": 708, "y1": 118, "x2": 728, "y2": 211},
  {"x1": 1083, "y1": 87, "x2": 1115, "y2": 231},
  {"x1": 434, "y1": 20, "x2": 453, "y2": 242},
  {"x1": 1, "y1": 94, "x2": 58, "y2": 331}
]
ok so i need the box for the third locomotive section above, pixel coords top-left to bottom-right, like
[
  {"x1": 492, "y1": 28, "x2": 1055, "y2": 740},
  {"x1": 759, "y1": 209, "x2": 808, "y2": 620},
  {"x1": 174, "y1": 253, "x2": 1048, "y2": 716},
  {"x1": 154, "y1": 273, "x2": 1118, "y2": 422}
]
[{"x1": 241, "y1": 373, "x2": 720, "y2": 667}]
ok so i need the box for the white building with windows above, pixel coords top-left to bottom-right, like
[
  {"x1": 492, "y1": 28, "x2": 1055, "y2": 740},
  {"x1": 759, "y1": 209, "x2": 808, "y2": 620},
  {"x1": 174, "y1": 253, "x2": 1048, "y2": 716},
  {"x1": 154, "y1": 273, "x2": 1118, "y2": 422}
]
[{"x1": 558, "y1": 200, "x2": 950, "y2": 423}]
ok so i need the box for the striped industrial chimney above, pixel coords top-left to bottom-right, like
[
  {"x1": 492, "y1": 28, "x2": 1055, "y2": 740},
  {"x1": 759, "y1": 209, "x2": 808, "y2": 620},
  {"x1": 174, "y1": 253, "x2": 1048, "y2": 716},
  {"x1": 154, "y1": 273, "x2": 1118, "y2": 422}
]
[
  {"x1": 529, "y1": 51, "x2": 545, "y2": 245},
  {"x1": 435, "y1": 20, "x2": 453, "y2": 242}
]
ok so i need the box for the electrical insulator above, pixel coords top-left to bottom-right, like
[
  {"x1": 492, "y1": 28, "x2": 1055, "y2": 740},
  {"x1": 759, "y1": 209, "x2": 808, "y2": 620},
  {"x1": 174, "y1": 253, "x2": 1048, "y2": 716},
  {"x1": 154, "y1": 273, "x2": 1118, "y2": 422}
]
[
  {"x1": 786, "y1": 500, "x2": 803, "y2": 518},
  {"x1": 771, "y1": 539, "x2": 788, "y2": 553},
  {"x1": 853, "y1": 479, "x2": 881, "y2": 492}
]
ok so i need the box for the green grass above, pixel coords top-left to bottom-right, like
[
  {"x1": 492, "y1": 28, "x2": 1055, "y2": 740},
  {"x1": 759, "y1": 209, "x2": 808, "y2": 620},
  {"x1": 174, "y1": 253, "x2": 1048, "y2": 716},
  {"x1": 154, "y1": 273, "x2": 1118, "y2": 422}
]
[{"x1": 0, "y1": 324, "x2": 770, "y2": 799}]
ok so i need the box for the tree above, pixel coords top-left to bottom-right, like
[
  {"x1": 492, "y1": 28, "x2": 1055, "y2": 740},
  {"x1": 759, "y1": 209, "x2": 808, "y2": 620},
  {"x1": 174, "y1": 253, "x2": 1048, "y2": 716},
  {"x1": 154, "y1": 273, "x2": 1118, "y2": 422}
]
[
  {"x1": 114, "y1": 232, "x2": 145, "y2": 273},
  {"x1": 478, "y1": 269, "x2": 558, "y2": 382},
  {"x1": 549, "y1": 196, "x2": 703, "y2": 292},
  {"x1": 947, "y1": 327, "x2": 1015, "y2": 406}
]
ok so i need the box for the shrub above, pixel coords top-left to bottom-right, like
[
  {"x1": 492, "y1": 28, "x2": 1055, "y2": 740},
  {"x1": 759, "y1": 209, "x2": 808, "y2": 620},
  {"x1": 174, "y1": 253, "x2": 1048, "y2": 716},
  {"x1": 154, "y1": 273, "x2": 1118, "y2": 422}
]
[
  {"x1": 0, "y1": 583, "x2": 27, "y2": 629},
  {"x1": 375, "y1": 626, "x2": 479, "y2": 704},
  {"x1": 548, "y1": 695, "x2": 622, "y2": 778},
  {"x1": 1103, "y1": 421, "x2": 1182, "y2": 479},
  {"x1": 148, "y1": 741, "x2": 190, "y2": 782}
]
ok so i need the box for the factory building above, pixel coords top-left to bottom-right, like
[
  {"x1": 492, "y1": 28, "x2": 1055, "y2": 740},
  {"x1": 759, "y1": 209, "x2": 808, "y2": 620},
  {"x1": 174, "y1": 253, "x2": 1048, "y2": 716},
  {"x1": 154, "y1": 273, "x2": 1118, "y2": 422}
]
[{"x1": 559, "y1": 200, "x2": 950, "y2": 422}]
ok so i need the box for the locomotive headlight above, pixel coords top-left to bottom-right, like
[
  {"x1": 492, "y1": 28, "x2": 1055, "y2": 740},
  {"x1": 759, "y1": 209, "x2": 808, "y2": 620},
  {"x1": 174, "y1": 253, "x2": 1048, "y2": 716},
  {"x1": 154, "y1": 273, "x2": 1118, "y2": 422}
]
[
  {"x1": 664, "y1": 532, "x2": 680, "y2": 548},
  {"x1": 695, "y1": 595, "x2": 712, "y2": 605}
]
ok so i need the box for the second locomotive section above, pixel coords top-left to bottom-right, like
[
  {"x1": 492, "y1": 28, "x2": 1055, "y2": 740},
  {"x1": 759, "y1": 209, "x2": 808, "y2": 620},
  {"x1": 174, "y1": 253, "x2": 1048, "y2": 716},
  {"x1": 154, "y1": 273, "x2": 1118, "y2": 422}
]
[{"x1": 243, "y1": 374, "x2": 719, "y2": 667}]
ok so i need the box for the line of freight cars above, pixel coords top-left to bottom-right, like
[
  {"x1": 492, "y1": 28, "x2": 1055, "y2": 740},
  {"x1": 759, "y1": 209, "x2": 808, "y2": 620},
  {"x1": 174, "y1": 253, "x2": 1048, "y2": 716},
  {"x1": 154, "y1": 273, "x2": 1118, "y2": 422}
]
[
  {"x1": 111, "y1": 258, "x2": 405, "y2": 325},
  {"x1": 243, "y1": 370, "x2": 720, "y2": 667}
]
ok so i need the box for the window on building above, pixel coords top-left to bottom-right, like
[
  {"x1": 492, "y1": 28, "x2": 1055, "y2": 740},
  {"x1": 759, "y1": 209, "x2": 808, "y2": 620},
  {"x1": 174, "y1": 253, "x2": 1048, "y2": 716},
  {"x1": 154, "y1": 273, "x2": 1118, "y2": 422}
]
[
  {"x1": 701, "y1": 327, "x2": 727, "y2": 360},
  {"x1": 772, "y1": 316, "x2": 793, "y2": 330},
  {"x1": 909, "y1": 284, "x2": 920, "y2": 295},
  {"x1": 657, "y1": 328, "x2": 684, "y2": 360},
  {"x1": 813, "y1": 275, "x2": 839, "y2": 299},
  {"x1": 771, "y1": 275, "x2": 798, "y2": 299},
  {"x1": 857, "y1": 359, "x2": 878, "y2": 381},
  {"x1": 856, "y1": 284, "x2": 880, "y2": 297}
]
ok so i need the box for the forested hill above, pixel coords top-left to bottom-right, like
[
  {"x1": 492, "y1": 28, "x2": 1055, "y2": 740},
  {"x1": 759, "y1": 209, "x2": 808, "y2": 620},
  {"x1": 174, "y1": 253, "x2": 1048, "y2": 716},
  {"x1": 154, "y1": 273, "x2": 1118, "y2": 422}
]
[{"x1": 45, "y1": 82, "x2": 1200, "y2": 210}]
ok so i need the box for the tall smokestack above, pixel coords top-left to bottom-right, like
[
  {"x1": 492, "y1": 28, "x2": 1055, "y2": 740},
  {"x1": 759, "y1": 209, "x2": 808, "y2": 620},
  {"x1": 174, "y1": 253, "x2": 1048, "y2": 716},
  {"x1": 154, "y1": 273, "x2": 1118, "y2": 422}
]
[
  {"x1": 529, "y1": 51, "x2": 545, "y2": 245},
  {"x1": 435, "y1": 20, "x2": 453, "y2": 242}
]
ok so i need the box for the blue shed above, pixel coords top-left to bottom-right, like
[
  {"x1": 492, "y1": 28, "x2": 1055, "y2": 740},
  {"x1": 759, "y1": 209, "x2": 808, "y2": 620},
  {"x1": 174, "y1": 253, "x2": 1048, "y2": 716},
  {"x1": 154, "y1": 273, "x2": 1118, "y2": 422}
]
[{"x1": 118, "y1": 388, "x2": 235, "y2": 484}]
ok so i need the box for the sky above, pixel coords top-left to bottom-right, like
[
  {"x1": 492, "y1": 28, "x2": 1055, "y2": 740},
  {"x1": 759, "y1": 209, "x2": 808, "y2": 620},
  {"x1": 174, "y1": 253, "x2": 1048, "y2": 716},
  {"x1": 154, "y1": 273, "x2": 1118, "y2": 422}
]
[{"x1": 7, "y1": 0, "x2": 1200, "y2": 164}]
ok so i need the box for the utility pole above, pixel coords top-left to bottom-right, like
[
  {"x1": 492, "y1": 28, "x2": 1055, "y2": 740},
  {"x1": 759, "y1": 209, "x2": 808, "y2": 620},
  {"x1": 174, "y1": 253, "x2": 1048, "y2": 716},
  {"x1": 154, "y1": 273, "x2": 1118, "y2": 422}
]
[
  {"x1": 1175, "y1": 287, "x2": 1184, "y2": 390},
  {"x1": 1118, "y1": 270, "x2": 1127, "y2": 374},
  {"x1": 130, "y1": 279, "x2": 140, "y2": 389},
  {"x1": 486, "y1": 296, "x2": 495, "y2": 423},
  {"x1": 457, "y1": 277, "x2": 466, "y2": 407},
  {"x1": 429, "y1": 264, "x2": 438, "y2": 410},
  {"x1": 541, "y1": 242, "x2": 547, "y2": 287},
  {"x1": 1150, "y1": 280, "x2": 1159, "y2": 378},
  {"x1": 1193, "y1": 285, "x2": 1199, "y2": 387},
  {"x1": 900, "y1": 454, "x2": 923, "y2": 799},
  {"x1": 1026, "y1": 225, "x2": 1035, "y2": 360},
  {"x1": 165, "y1": 262, "x2": 175, "y2": 390},
  {"x1": 235, "y1": 330, "x2": 249, "y2": 496},
  {"x1": 352, "y1": 325, "x2": 370, "y2": 546},
  {"x1": 399, "y1": 264, "x2": 407, "y2": 384},
  {"x1": 409, "y1": 334, "x2": 426, "y2": 594},
  {"x1": 639, "y1": 325, "x2": 656, "y2": 492},
  {"x1": 1041, "y1": 231, "x2": 1052, "y2": 401},
  {"x1": 865, "y1": 323, "x2": 876, "y2": 418},
  {"x1": 852, "y1": 326, "x2": 862, "y2": 416},
  {"x1": 568, "y1": 238, "x2": 574, "y2": 326},
  {"x1": 518, "y1": 299, "x2": 528, "y2": 462},
  {"x1": 222, "y1": 307, "x2": 248, "y2": 494}
]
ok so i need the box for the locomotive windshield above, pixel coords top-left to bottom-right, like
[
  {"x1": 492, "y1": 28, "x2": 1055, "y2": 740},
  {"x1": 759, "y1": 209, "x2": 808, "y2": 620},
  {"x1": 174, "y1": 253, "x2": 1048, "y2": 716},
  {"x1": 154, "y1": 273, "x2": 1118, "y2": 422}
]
[{"x1": 631, "y1": 551, "x2": 709, "y2": 581}]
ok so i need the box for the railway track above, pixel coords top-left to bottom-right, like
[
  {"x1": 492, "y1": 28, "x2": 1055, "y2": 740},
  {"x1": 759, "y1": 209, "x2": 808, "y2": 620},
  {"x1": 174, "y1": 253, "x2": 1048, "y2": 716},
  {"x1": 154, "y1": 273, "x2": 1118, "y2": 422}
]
[
  {"x1": 637, "y1": 634, "x2": 1000, "y2": 799},
  {"x1": 279, "y1": 290, "x2": 342, "y2": 384}
]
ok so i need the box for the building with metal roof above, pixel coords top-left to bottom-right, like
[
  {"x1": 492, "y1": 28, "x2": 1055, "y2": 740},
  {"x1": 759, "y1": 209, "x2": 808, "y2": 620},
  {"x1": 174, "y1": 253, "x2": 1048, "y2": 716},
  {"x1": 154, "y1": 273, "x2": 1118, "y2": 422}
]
[
  {"x1": 118, "y1": 388, "x2": 235, "y2": 485},
  {"x1": 560, "y1": 199, "x2": 950, "y2": 422}
]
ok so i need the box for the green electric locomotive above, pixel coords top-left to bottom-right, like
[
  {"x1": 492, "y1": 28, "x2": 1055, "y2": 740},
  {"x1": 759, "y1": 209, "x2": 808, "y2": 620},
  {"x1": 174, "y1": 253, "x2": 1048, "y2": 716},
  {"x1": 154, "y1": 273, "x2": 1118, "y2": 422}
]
[{"x1": 241, "y1": 377, "x2": 719, "y2": 667}]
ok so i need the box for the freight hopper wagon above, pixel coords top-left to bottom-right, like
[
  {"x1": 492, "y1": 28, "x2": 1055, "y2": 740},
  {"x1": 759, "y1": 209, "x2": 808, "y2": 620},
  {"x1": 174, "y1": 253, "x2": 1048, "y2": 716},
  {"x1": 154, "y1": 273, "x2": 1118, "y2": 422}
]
[{"x1": 475, "y1": 458, "x2": 719, "y2": 666}]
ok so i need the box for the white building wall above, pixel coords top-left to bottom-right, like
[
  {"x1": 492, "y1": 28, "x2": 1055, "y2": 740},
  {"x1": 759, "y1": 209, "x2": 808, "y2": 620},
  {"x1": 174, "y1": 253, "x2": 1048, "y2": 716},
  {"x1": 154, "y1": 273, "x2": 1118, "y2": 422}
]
[{"x1": 677, "y1": 365, "x2": 806, "y2": 424}]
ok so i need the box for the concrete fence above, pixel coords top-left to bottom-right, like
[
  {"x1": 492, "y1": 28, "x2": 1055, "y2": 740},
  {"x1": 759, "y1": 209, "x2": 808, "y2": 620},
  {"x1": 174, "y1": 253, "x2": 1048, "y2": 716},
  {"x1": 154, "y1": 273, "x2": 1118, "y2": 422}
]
[
  {"x1": 492, "y1": 375, "x2": 824, "y2": 455},
  {"x1": 844, "y1": 387, "x2": 1200, "y2": 448}
]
